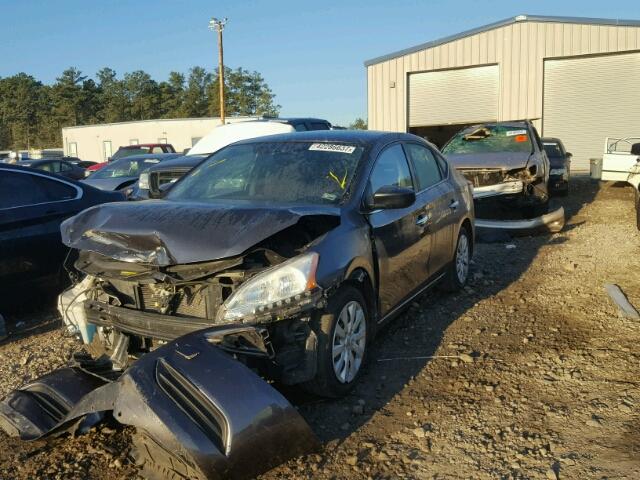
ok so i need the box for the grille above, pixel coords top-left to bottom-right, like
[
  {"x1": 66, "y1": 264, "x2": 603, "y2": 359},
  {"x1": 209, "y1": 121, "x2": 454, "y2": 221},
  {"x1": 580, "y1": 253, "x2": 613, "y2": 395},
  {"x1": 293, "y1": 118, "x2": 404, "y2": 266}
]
[
  {"x1": 460, "y1": 169, "x2": 505, "y2": 188},
  {"x1": 156, "y1": 358, "x2": 228, "y2": 453}
]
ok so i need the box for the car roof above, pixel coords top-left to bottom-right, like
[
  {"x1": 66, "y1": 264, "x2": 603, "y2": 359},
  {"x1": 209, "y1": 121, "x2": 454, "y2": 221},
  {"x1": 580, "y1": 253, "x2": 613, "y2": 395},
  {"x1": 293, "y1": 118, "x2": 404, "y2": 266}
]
[
  {"x1": 148, "y1": 154, "x2": 205, "y2": 171},
  {"x1": 272, "y1": 117, "x2": 331, "y2": 124},
  {"x1": 233, "y1": 129, "x2": 410, "y2": 147},
  {"x1": 188, "y1": 120, "x2": 297, "y2": 156},
  {"x1": 541, "y1": 137, "x2": 563, "y2": 144},
  {"x1": 111, "y1": 153, "x2": 182, "y2": 161}
]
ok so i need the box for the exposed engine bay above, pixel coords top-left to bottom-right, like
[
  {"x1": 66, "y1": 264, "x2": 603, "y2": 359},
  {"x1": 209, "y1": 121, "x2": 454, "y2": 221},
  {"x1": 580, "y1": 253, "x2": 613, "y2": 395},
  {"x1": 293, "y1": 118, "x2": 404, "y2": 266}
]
[{"x1": 65, "y1": 214, "x2": 339, "y2": 385}]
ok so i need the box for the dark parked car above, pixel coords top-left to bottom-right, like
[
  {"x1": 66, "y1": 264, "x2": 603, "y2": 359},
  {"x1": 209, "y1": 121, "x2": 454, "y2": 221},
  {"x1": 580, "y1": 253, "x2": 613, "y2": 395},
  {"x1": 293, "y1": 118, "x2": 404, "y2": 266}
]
[
  {"x1": 0, "y1": 164, "x2": 123, "y2": 296},
  {"x1": 542, "y1": 137, "x2": 572, "y2": 195},
  {"x1": 85, "y1": 143, "x2": 177, "y2": 174},
  {"x1": 83, "y1": 153, "x2": 181, "y2": 197},
  {"x1": 62, "y1": 130, "x2": 474, "y2": 395},
  {"x1": 63, "y1": 157, "x2": 99, "y2": 170},
  {"x1": 0, "y1": 131, "x2": 474, "y2": 479},
  {"x1": 19, "y1": 158, "x2": 86, "y2": 180},
  {"x1": 443, "y1": 120, "x2": 550, "y2": 217}
]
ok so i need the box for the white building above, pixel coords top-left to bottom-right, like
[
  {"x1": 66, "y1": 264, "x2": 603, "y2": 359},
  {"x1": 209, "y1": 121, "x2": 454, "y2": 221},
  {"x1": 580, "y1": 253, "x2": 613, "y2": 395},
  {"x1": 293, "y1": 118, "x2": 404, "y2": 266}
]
[{"x1": 62, "y1": 116, "x2": 260, "y2": 162}]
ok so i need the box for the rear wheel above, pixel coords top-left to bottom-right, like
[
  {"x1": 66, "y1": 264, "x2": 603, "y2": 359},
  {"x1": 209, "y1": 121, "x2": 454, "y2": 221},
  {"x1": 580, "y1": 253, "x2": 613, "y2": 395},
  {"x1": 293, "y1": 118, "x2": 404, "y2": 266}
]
[
  {"x1": 302, "y1": 285, "x2": 370, "y2": 398},
  {"x1": 442, "y1": 226, "x2": 471, "y2": 292}
]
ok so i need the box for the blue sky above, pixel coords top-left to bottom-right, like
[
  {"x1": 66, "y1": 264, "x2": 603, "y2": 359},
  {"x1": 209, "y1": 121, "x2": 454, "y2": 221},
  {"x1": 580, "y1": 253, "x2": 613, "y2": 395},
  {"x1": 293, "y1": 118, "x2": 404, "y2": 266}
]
[{"x1": 0, "y1": 0, "x2": 638, "y2": 125}]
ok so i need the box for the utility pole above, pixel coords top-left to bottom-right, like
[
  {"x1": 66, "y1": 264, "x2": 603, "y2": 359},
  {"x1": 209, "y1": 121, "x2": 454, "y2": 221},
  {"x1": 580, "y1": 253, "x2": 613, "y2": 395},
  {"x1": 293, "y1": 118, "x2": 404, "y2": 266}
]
[{"x1": 208, "y1": 17, "x2": 227, "y2": 123}]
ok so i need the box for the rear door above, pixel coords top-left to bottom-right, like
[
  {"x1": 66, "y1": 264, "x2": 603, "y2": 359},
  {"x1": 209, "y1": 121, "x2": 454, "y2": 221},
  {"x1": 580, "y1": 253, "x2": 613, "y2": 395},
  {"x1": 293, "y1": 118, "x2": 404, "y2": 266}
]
[
  {"x1": 366, "y1": 144, "x2": 433, "y2": 316},
  {"x1": 0, "y1": 170, "x2": 83, "y2": 287},
  {"x1": 404, "y1": 143, "x2": 455, "y2": 275}
]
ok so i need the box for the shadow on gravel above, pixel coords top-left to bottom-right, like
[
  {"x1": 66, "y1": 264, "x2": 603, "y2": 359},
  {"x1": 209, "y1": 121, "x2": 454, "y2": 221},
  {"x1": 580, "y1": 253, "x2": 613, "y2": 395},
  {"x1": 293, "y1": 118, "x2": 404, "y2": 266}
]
[
  {"x1": 290, "y1": 175, "x2": 601, "y2": 445},
  {"x1": 0, "y1": 289, "x2": 63, "y2": 345}
]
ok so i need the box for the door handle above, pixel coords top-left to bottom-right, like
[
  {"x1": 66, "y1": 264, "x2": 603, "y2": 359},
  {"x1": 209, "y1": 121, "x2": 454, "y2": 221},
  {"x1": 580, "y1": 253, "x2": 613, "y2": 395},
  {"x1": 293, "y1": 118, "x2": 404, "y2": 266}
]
[
  {"x1": 449, "y1": 199, "x2": 459, "y2": 210},
  {"x1": 416, "y1": 214, "x2": 430, "y2": 226}
]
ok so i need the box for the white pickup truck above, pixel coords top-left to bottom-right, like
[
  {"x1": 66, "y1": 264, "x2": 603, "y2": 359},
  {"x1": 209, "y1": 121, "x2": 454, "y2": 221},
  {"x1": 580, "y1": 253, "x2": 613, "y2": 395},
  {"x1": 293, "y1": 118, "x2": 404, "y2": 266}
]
[{"x1": 601, "y1": 137, "x2": 640, "y2": 229}]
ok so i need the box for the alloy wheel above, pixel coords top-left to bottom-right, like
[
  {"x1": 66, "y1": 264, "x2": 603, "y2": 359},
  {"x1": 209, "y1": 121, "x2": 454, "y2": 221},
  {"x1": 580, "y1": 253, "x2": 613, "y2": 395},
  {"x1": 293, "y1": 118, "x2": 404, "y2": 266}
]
[
  {"x1": 456, "y1": 233, "x2": 470, "y2": 284},
  {"x1": 331, "y1": 300, "x2": 366, "y2": 383}
]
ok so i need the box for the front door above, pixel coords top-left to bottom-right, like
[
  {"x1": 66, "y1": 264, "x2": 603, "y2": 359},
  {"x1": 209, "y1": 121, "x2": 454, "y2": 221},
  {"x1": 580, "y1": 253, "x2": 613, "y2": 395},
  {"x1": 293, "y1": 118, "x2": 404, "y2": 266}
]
[
  {"x1": 404, "y1": 143, "x2": 455, "y2": 275},
  {"x1": 366, "y1": 143, "x2": 434, "y2": 316}
]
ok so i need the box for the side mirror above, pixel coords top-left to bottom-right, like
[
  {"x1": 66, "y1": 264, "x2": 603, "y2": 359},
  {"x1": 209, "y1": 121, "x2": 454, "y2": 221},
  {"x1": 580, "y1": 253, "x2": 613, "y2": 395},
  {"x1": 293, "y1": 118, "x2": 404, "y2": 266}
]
[
  {"x1": 368, "y1": 185, "x2": 415, "y2": 210},
  {"x1": 565, "y1": 152, "x2": 572, "y2": 158}
]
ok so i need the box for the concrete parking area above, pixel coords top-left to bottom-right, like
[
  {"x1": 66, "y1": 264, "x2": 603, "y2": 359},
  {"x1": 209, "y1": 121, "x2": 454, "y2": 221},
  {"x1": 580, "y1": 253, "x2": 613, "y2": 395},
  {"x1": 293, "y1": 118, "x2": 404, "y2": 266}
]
[{"x1": 0, "y1": 176, "x2": 638, "y2": 479}]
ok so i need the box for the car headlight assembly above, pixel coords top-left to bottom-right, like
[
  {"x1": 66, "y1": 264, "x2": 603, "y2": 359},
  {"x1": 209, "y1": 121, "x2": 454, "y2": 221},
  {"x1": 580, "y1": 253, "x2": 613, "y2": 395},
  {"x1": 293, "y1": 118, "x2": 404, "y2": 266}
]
[
  {"x1": 550, "y1": 167, "x2": 567, "y2": 176},
  {"x1": 138, "y1": 172, "x2": 150, "y2": 189},
  {"x1": 217, "y1": 252, "x2": 319, "y2": 323}
]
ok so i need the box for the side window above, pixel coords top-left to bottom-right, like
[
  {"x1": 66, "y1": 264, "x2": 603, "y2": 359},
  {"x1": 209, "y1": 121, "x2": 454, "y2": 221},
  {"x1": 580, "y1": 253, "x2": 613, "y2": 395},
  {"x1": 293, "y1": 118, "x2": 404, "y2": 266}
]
[
  {"x1": 309, "y1": 122, "x2": 330, "y2": 130},
  {"x1": 51, "y1": 161, "x2": 62, "y2": 173},
  {"x1": 31, "y1": 175, "x2": 77, "y2": 201},
  {"x1": 60, "y1": 162, "x2": 71, "y2": 172},
  {"x1": 151, "y1": 147, "x2": 164, "y2": 154},
  {"x1": 369, "y1": 144, "x2": 413, "y2": 194},
  {"x1": 293, "y1": 123, "x2": 307, "y2": 132},
  {"x1": 38, "y1": 162, "x2": 53, "y2": 173},
  {"x1": 0, "y1": 171, "x2": 76, "y2": 208},
  {"x1": 404, "y1": 144, "x2": 442, "y2": 190}
]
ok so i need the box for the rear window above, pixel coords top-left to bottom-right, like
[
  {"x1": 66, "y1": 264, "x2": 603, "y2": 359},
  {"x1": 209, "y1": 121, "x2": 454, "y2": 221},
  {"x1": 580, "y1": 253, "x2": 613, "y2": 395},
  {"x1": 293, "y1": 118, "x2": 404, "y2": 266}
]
[
  {"x1": 443, "y1": 125, "x2": 533, "y2": 154},
  {"x1": 543, "y1": 142, "x2": 563, "y2": 157},
  {"x1": 112, "y1": 147, "x2": 151, "y2": 160}
]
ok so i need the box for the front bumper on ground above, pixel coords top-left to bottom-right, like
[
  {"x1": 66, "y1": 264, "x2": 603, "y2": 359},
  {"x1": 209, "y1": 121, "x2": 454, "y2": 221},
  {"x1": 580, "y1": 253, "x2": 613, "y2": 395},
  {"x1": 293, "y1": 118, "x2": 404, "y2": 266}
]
[
  {"x1": 0, "y1": 327, "x2": 318, "y2": 479},
  {"x1": 475, "y1": 206, "x2": 565, "y2": 234}
]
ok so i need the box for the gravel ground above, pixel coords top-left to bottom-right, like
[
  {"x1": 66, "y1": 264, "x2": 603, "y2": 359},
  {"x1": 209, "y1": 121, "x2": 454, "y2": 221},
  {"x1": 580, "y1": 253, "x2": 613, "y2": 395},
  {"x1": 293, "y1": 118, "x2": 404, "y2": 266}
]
[{"x1": 0, "y1": 176, "x2": 638, "y2": 479}]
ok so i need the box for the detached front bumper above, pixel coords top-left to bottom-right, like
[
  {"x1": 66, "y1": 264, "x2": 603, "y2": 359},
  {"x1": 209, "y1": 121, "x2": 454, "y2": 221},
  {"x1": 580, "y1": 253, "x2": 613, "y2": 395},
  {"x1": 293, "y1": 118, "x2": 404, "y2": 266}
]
[
  {"x1": 0, "y1": 328, "x2": 318, "y2": 479},
  {"x1": 475, "y1": 206, "x2": 565, "y2": 234}
]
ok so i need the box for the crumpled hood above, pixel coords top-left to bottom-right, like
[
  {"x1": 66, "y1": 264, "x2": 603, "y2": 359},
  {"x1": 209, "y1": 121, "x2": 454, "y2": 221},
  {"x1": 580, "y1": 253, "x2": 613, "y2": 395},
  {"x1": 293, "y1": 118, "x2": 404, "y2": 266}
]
[
  {"x1": 61, "y1": 200, "x2": 340, "y2": 266},
  {"x1": 445, "y1": 151, "x2": 531, "y2": 170}
]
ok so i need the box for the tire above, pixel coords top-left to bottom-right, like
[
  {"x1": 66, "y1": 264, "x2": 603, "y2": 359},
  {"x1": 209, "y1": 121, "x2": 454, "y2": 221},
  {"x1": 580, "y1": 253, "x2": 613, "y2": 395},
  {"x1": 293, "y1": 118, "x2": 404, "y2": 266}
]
[
  {"x1": 441, "y1": 226, "x2": 471, "y2": 292},
  {"x1": 302, "y1": 285, "x2": 370, "y2": 398},
  {"x1": 131, "y1": 430, "x2": 207, "y2": 480}
]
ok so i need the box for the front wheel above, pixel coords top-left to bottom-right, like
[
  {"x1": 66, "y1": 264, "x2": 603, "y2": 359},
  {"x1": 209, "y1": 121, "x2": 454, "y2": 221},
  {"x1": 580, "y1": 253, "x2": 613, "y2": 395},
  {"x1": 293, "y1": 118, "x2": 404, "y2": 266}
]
[
  {"x1": 302, "y1": 286, "x2": 370, "y2": 398},
  {"x1": 442, "y1": 226, "x2": 471, "y2": 292}
]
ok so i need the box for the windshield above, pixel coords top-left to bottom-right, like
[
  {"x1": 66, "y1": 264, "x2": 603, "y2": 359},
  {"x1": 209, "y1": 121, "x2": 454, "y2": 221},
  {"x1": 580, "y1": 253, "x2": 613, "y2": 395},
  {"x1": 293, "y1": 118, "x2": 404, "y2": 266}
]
[
  {"x1": 112, "y1": 147, "x2": 151, "y2": 160},
  {"x1": 91, "y1": 157, "x2": 161, "y2": 179},
  {"x1": 167, "y1": 141, "x2": 364, "y2": 205},
  {"x1": 443, "y1": 125, "x2": 533, "y2": 155}
]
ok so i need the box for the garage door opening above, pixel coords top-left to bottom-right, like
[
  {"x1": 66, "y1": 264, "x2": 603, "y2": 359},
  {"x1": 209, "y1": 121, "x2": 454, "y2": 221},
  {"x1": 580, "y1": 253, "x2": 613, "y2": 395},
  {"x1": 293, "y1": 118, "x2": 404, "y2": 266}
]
[{"x1": 409, "y1": 123, "x2": 476, "y2": 149}]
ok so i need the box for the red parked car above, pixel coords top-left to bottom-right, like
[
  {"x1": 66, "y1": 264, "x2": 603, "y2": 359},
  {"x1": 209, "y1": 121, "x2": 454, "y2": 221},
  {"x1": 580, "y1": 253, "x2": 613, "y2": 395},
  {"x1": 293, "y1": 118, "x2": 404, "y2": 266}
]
[{"x1": 85, "y1": 144, "x2": 176, "y2": 175}]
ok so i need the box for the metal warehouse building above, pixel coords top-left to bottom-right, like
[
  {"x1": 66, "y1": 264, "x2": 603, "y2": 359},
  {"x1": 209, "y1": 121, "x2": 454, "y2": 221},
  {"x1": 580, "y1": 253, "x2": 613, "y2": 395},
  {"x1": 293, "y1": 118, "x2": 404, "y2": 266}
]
[
  {"x1": 365, "y1": 14, "x2": 640, "y2": 170},
  {"x1": 62, "y1": 116, "x2": 257, "y2": 162}
]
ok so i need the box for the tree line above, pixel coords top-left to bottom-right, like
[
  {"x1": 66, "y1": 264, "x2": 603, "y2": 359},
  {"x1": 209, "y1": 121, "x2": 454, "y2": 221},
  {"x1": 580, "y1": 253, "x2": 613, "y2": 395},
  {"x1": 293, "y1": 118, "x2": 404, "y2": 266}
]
[{"x1": 0, "y1": 66, "x2": 280, "y2": 150}]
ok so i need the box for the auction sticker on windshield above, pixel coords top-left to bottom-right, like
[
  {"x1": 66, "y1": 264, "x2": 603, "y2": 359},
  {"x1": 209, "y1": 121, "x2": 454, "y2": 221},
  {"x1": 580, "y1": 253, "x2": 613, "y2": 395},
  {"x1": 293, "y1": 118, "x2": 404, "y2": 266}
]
[
  {"x1": 309, "y1": 143, "x2": 356, "y2": 154},
  {"x1": 506, "y1": 130, "x2": 527, "y2": 136}
]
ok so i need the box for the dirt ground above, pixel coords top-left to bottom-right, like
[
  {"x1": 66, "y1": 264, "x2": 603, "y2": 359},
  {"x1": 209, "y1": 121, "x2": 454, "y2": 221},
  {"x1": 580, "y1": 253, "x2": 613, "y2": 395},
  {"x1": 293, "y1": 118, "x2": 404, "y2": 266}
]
[{"x1": 0, "y1": 175, "x2": 638, "y2": 480}]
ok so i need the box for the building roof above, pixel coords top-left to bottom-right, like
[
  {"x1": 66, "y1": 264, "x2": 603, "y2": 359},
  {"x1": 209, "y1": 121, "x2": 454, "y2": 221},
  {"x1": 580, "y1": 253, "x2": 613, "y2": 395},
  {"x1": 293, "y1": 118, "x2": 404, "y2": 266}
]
[{"x1": 364, "y1": 14, "x2": 640, "y2": 66}]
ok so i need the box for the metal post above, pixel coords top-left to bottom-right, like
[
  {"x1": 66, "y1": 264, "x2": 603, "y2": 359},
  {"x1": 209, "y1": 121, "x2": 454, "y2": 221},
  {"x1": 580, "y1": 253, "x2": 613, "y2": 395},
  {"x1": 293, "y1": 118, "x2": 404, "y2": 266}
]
[{"x1": 209, "y1": 17, "x2": 228, "y2": 124}]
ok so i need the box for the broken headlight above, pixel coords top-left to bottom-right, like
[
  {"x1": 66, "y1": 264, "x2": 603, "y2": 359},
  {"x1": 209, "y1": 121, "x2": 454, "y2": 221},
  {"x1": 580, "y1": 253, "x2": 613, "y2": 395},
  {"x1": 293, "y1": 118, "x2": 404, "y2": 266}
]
[{"x1": 217, "y1": 252, "x2": 319, "y2": 323}]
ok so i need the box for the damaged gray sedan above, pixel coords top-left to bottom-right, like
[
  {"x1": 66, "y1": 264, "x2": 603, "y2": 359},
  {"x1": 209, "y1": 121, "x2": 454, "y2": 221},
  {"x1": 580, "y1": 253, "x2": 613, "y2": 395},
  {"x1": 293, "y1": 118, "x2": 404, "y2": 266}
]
[
  {"x1": 0, "y1": 131, "x2": 474, "y2": 478},
  {"x1": 443, "y1": 121, "x2": 550, "y2": 218}
]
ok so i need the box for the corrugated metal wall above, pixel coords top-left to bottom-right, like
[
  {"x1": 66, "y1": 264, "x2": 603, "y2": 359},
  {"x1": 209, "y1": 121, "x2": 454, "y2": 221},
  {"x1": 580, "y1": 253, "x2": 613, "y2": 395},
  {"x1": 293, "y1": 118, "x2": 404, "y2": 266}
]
[
  {"x1": 543, "y1": 52, "x2": 640, "y2": 169},
  {"x1": 408, "y1": 65, "x2": 499, "y2": 126},
  {"x1": 367, "y1": 21, "x2": 640, "y2": 133}
]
